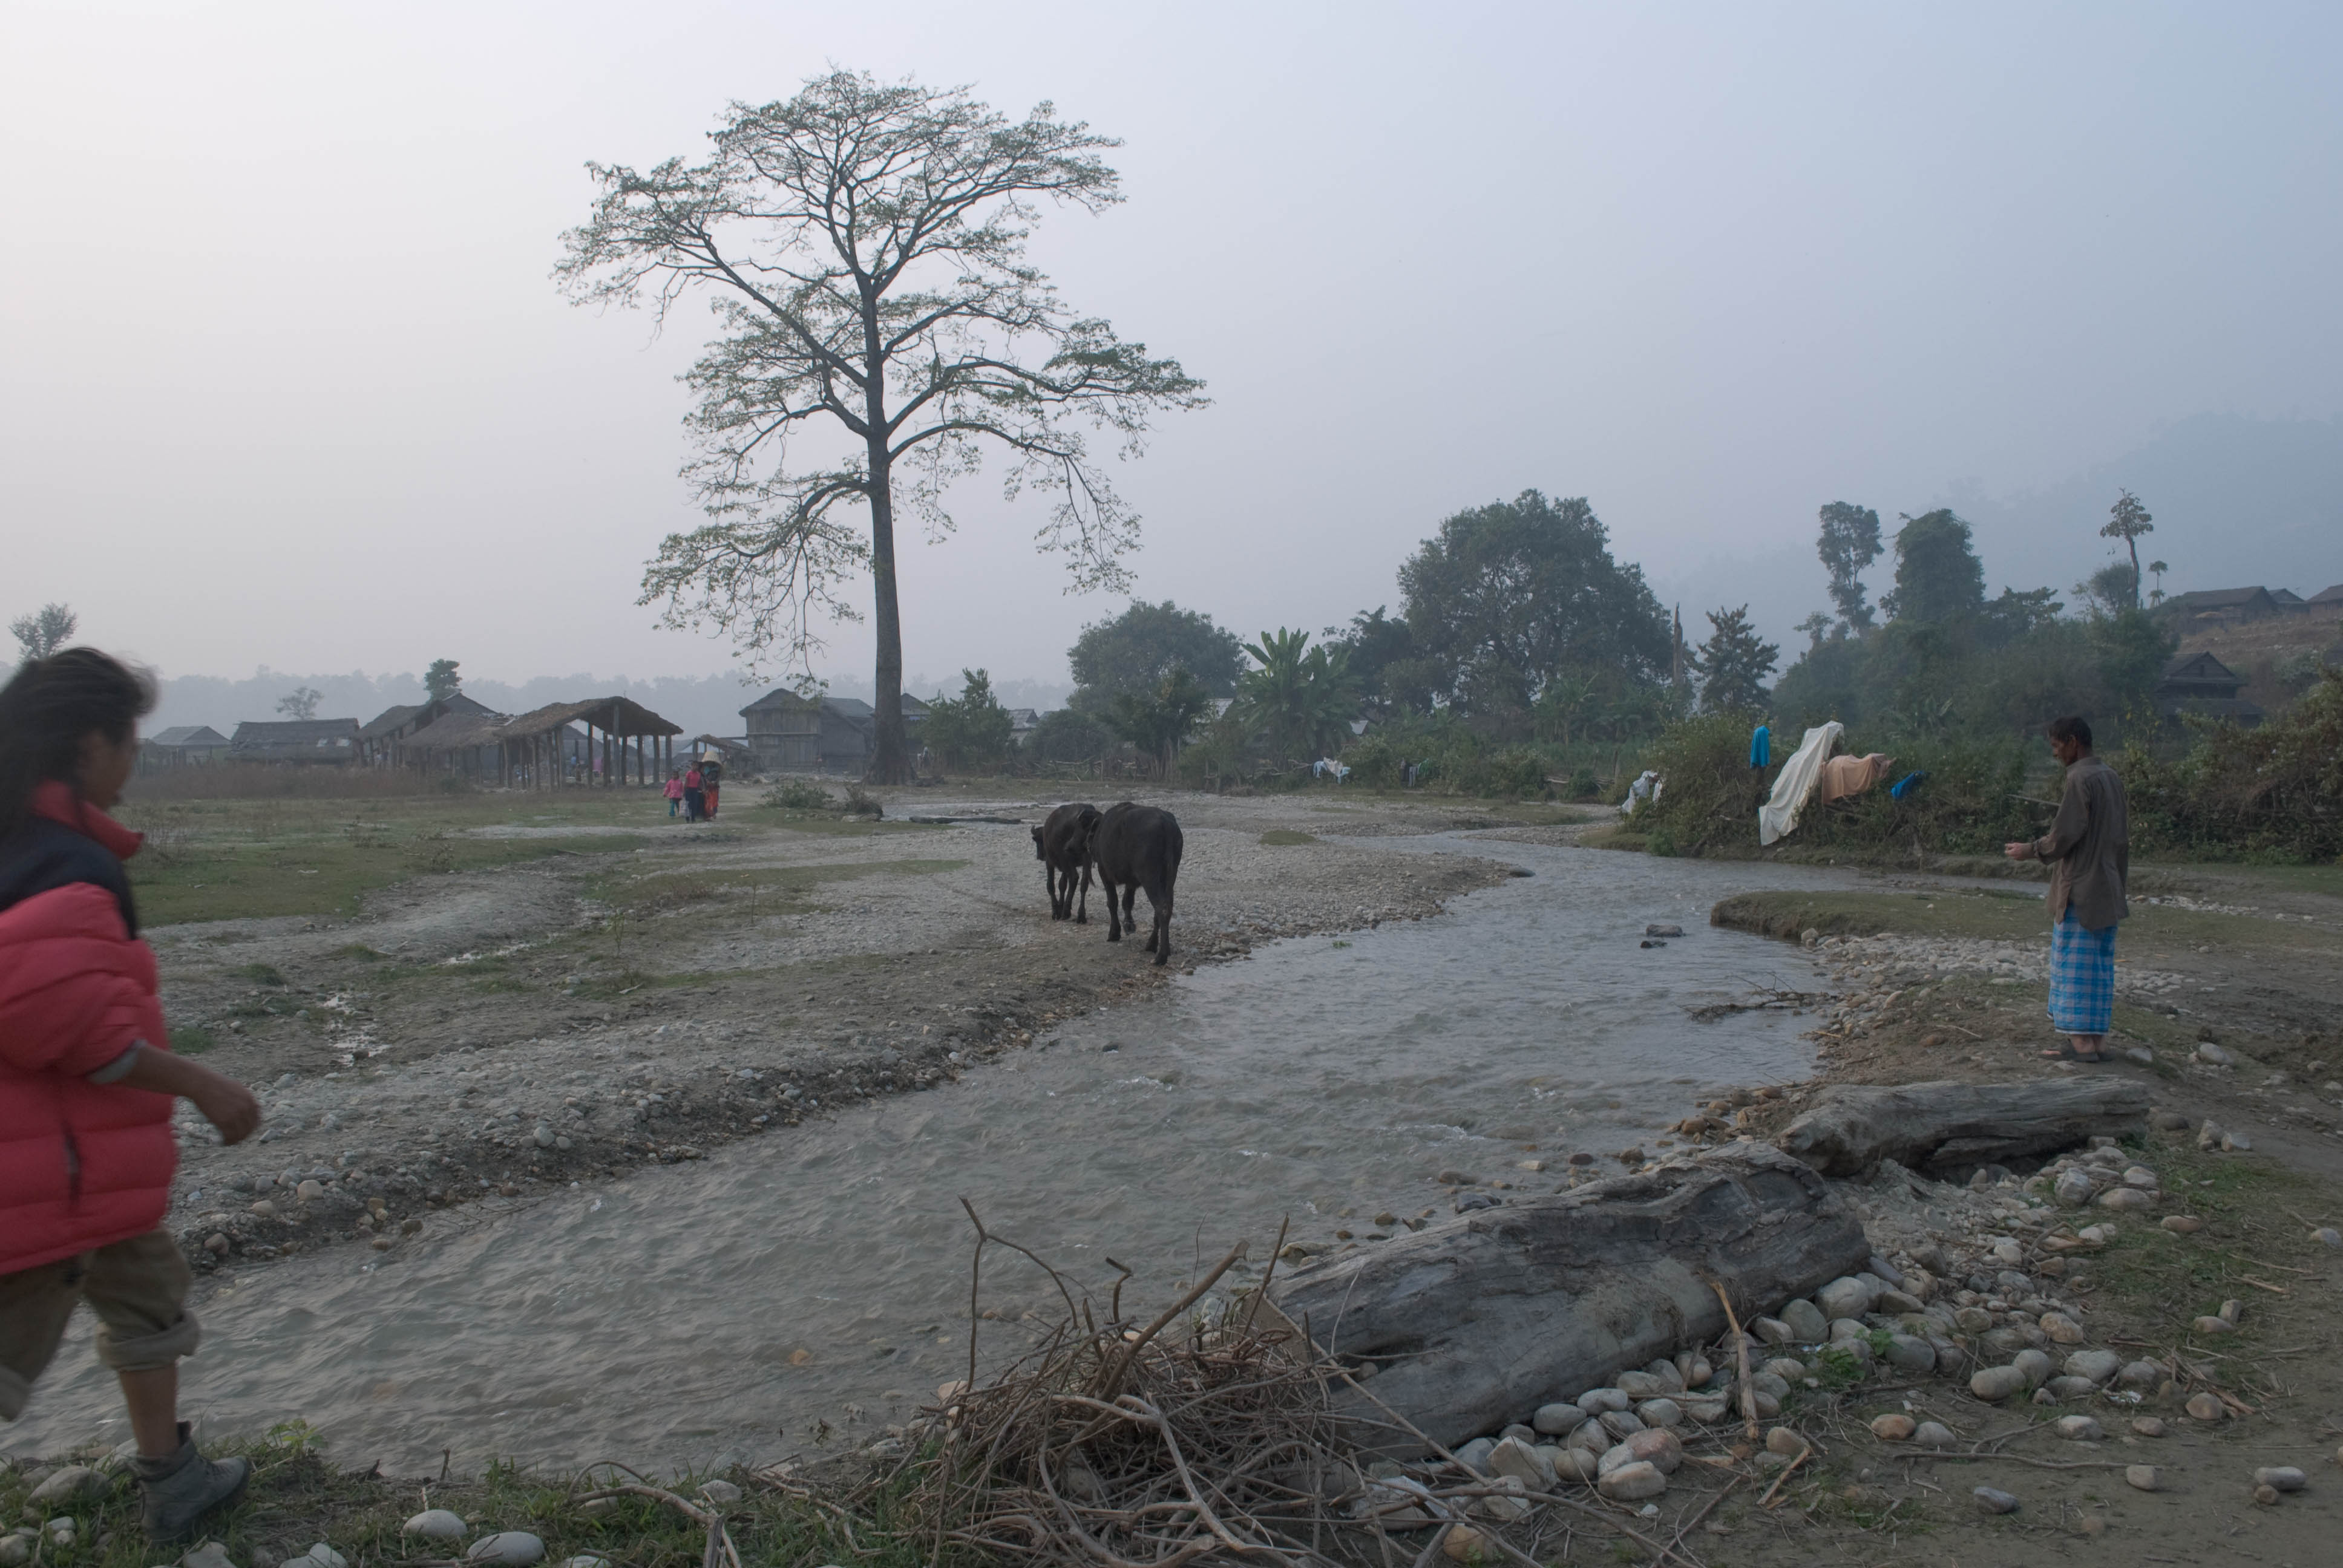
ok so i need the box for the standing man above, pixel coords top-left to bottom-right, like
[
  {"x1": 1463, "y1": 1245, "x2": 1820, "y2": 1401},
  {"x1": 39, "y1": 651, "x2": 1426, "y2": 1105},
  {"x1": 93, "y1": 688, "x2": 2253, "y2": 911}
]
[{"x1": 2005, "y1": 716, "x2": 2129, "y2": 1063}]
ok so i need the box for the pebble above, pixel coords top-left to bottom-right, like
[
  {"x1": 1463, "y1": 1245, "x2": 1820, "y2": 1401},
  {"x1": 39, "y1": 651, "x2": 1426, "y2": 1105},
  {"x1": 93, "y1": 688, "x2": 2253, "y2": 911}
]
[
  {"x1": 2046, "y1": 1376, "x2": 2100, "y2": 1401},
  {"x1": 2054, "y1": 1169, "x2": 2094, "y2": 1208},
  {"x1": 183, "y1": 1544, "x2": 235, "y2": 1568},
  {"x1": 1531, "y1": 1402, "x2": 1585, "y2": 1436},
  {"x1": 2192, "y1": 1315, "x2": 2234, "y2": 1334},
  {"x1": 0, "y1": 1540, "x2": 27, "y2": 1568},
  {"x1": 297, "y1": 1546, "x2": 347, "y2": 1568},
  {"x1": 2151, "y1": 1109, "x2": 2191, "y2": 1131},
  {"x1": 1576, "y1": 1387, "x2": 1630, "y2": 1414},
  {"x1": 2125, "y1": 1465, "x2": 2160, "y2": 1492},
  {"x1": 1441, "y1": 1524, "x2": 1485, "y2": 1562},
  {"x1": 404, "y1": 1511, "x2": 467, "y2": 1541},
  {"x1": 2224, "y1": 1131, "x2": 2253, "y2": 1152},
  {"x1": 1453, "y1": 1437, "x2": 1496, "y2": 1475},
  {"x1": 1489, "y1": 1437, "x2": 1553, "y2": 1491},
  {"x1": 1884, "y1": 1334, "x2": 1936, "y2": 1373},
  {"x1": 2220, "y1": 1298, "x2": 2243, "y2": 1325},
  {"x1": 1779, "y1": 1299, "x2": 1828, "y2": 1342},
  {"x1": 2197, "y1": 1042, "x2": 2233, "y2": 1065},
  {"x1": 2254, "y1": 1466, "x2": 2307, "y2": 1493},
  {"x1": 1972, "y1": 1486, "x2": 2020, "y2": 1515},
  {"x1": 1912, "y1": 1421, "x2": 1957, "y2": 1449},
  {"x1": 700, "y1": 1480, "x2": 742, "y2": 1504},
  {"x1": 1816, "y1": 1276, "x2": 1873, "y2": 1320},
  {"x1": 2122, "y1": 1165, "x2": 2158, "y2": 1189},
  {"x1": 1598, "y1": 1409, "x2": 1646, "y2": 1440},
  {"x1": 466, "y1": 1534, "x2": 546, "y2": 1566},
  {"x1": 27, "y1": 1466, "x2": 105, "y2": 1505},
  {"x1": 1754, "y1": 1316, "x2": 1794, "y2": 1345},
  {"x1": 2254, "y1": 1483, "x2": 2281, "y2": 1505},
  {"x1": 2052, "y1": 1415, "x2": 2103, "y2": 1441},
  {"x1": 2313, "y1": 1228, "x2": 2342, "y2": 1248},
  {"x1": 1596, "y1": 1460, "x2": 1667, "y2": 1501},
  {"x1": 560, "y1": 1559, "x2": 611, "y2": 1568},
  {"x1": 2098, "y1": 1187, "x2": 2152, "y2": 1212},
  {"x1": 2130, "y1": 1417, "x2": 2167, "y2": 1437},
  {"x1": 1616, "y1": 1370, "x2": 1666, "y2": 1399},
  {"x1": 1765, "y1": 1426, "x2": 1809, "y2": 1458},
  {"x1": 1970, "y1": 1365, "x2": 2028, "y2": 1402},
  {"x1": 1633, "y1": 1398, "x2": 1682, "y2": 1429},
  {"x1": 2013, "y1": 1348, "x2": 2053, "y2": 1387},
  {"x1": 1869, "y1": 1413, "x2": 1916, "y2": 1440},
  {"x1": 2065, "y1": 1349, "x2": 2121, "y2": 1385},
  {"x1": 2184, "y1": 1393, "x2": 2226, "y2": 1421},
  {"x1": 2161, "y1": 1215, "x2": 2204, "y2": 1234},
  {"x1": 296, "y1": 1180, "x2": 325, "y2": 1202},
  {"x1": 2039, "y1": 1312, "x2": 2085, "y2": 1344}
]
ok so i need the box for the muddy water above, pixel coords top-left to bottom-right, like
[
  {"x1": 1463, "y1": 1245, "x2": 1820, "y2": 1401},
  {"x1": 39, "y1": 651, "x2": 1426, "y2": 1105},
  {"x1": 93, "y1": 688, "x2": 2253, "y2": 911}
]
[{"x1": 13, "y1": 838, "x2": 1851, "y2": 1473}]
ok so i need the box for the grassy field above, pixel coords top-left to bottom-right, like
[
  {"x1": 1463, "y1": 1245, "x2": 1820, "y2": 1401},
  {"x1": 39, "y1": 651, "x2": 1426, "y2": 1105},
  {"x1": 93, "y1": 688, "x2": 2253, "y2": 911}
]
[
  {"x1": 116, "y1": 790, "x2": 939, "y2": 926},
  {"x1": 1710, "y1": 885, "x2": 2343, "y2": 960}
]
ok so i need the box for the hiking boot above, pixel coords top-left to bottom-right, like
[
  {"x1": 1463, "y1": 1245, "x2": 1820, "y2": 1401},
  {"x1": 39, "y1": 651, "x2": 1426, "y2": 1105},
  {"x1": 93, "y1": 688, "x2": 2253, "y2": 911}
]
[{"x1": 133, "y1": 1423, "x2": 250, "y2": 1542}]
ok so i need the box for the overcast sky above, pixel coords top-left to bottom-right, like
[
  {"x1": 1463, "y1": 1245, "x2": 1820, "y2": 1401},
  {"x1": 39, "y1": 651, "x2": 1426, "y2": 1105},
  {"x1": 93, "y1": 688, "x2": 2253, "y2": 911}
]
[{"x1": 6, "y1": 1, "x2": 2339, "y2": 695}]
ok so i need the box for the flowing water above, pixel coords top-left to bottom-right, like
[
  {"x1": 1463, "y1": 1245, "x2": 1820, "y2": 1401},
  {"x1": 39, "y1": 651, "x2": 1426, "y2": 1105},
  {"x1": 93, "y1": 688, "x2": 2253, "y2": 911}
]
[{"x1": 13, "y1": 837, "x2": 1856, "y2": 1472}]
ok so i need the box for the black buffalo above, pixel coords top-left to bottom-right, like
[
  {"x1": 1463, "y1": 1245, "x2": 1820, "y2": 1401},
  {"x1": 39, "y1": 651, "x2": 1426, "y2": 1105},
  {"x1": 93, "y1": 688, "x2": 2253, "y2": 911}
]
[
  {"x1": 1084, "y1": 803, "x2": 1183, "y2": 965},
  {"x1": 1031, "y1": 803, "x2": 1101, "y2": 922}
]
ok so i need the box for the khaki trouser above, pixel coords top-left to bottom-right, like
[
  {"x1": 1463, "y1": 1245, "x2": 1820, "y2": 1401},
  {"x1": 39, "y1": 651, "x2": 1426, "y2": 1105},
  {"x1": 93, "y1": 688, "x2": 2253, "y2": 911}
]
[{"x1": 0, "y1": 1230, "x2": 200, "y2": 1420}]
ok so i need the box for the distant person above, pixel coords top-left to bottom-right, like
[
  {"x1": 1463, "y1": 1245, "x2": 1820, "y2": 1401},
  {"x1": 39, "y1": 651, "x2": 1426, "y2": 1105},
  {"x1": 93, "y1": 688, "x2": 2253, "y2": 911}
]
[
  {"x1": 700, "y1": 757, "x2": 723, "y2": 818},
  {"x1": 0, "y1": 649, "x2": 263, "y2": 1540},
  {"x1": 683, "y1": 762, "x2": 704, "y2": 822},
  {"x1": 663, "y1": 768, "x2": 684, "y2": 818},
  {"x1": 2005, "y1": 716, "x2": 2129, "y2": 1063}
]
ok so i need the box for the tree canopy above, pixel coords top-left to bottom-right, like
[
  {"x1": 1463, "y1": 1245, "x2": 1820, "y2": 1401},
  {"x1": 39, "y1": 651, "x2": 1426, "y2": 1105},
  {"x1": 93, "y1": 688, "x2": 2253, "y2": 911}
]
[
  {"x1": 1691, "y1": 606, "x2": 1779, "y2": 713},
  {"x1": 1815, "y1": 502, "x2": 1883, "y2": 635},
  {"x1": 1067, "y1": 599, "x2": 1244, "y2": 702},
  {"x1": 1232, "y1": 628, "x2": 1355, "y2": 761},
  {"x1": 1397, "y1": 491, "x2": 1670, "y2": 720},
  {"x1": 425, "y1": 659, "x2": 462, "y2": 702},
  {"x1": 2100, "y1": 490, "x2": 2154, "y2": 609},
  {"x1": 9, "y1": 603, "x2": 77, "y2": 665},
  {"x1": 1880, "y1": 510, "x2": 1986, "y2": 626},
  {"x1": 921, "y1": 668, "x2": 1014, "y2": 771},
  {"x1": 557, "y1": 70, "x2": 1205, "y2": 780}
]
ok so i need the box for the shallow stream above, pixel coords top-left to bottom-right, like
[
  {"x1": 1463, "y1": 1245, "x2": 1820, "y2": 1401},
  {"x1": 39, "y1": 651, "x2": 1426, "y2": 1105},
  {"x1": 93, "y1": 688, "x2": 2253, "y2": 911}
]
[{"x1": 13, "y1": 835, "x2": 1854, "y2": 1472}]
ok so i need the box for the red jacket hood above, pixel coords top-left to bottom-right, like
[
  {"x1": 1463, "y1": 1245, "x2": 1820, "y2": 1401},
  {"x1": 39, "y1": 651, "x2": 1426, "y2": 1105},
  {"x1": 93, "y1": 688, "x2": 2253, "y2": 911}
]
[{"x1": 30, "y1": 779, "x2": 144, "y2": 860}]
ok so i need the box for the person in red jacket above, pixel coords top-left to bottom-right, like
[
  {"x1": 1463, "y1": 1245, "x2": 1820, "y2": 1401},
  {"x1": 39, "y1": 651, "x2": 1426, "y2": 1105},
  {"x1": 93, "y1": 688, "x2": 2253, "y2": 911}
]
[{"x1": 0, "y1": 649, "x2": 262, "y2": 1540}]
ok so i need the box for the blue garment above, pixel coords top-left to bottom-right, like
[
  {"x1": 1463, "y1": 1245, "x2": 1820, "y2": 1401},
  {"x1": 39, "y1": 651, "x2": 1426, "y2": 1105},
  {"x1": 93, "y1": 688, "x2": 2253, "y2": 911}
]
[
  {"x1": 1889, "y1": 769, "x2": 1927, "y2": 800},
  {"x1": 1749, "y1": 725, "x2": 1771, "y2": 769},
  {"x1": 2048, "y1": 913, "x2": 2117, "y2": 1034}
]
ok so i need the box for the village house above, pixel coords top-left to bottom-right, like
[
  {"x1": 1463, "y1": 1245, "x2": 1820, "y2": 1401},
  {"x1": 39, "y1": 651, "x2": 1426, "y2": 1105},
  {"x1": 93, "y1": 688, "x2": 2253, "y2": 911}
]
[
  {"x1": 2154, "y1": 650, "x2": 2264, "y2": 727},
  {"x1": 229, "y1": 717, "x2": 362, "y2": 762},
  {"x1": 140, "y1": 725, "x2": 231, "y2": 770},
  {"x1": 739, "y1": 690, "x2": 929, "y2": 772},
  {"x1": 2155, "y1": 586, "x2": 2284, "y2": 627},
  {"x1": 356, "y1": 691, "x2": 499, "y2": 766}
]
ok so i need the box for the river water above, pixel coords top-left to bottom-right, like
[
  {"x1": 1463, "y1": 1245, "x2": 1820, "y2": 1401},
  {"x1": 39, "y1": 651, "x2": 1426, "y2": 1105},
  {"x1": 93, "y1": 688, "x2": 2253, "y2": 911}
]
[{"x1": 11, "y1": 836, "x2": 1852, "y2": 1474}]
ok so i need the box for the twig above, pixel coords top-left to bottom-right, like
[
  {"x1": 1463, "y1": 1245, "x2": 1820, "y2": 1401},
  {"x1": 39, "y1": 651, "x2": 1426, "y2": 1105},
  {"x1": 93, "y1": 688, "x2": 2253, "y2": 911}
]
[
  {"x1": 1708, "y1": 1280, "x2": 1760, "y2": 1443},
  {"x1": 1666, "y1": 1477, "x2": 1737, "y2": 1560},
  {"x1": 2236, "y1": 1276, "x2": 2290, "y2": 1295},
  {"x1": 1895, "y1": 1454, "x2": 2136, "y2": 1471},
  {"x1": 1096, "y1": 1241, "x2": 1247, "y2": 1401},
  {"x1": 1757, "y1": 1449, "x2": 1806, "y2": 1508}
]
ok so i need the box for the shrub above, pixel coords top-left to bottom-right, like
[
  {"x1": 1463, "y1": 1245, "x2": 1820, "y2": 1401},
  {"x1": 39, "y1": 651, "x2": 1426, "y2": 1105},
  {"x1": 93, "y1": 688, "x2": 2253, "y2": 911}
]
[
  {"x1": 762, "y1": 778, "x2": 835, "y2": 811},
  {"x1": 2125, "y1": 666, "x2": 2343, "y2": 860}
]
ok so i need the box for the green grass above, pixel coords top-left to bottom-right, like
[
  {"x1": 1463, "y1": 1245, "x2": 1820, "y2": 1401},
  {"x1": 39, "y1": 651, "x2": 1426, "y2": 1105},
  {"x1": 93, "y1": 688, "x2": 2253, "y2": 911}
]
[
  {"x1": 168, "y1": 1025, "x2": 215, "y2": 1056},
  {"x1": 0, "y1": 1428, "x2": 934, "y2": 1568},
  {"x1": 1709, "y1": 887, "x2": 2343, "y2": 962},
  {"x1": 2076, "y1": 1139, "x2": 2330, "y2": 1337},
  {"x1": 229, "y1": 961, "x2": 289, "y2": 985}
]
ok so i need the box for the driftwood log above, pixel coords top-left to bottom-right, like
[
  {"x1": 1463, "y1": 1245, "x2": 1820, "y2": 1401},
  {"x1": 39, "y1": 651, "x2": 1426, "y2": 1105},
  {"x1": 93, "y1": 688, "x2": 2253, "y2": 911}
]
[
  {"x1": 1263, "y1": 1144, "x2": 1867, "y2": 1448},
  {"x1": 1775, "y1": 1077, "x2": 2151, "y2": 1178}
]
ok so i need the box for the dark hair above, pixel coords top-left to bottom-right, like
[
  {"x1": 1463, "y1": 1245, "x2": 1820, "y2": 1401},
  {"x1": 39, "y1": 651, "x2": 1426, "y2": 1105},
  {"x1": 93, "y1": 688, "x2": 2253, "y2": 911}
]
[
  {"x1": 2045, "y1": 715, "x2": 2093, "y2": 750},
  {"x1": 0, "y1": 647, "x2": 157, "y2": 837}
]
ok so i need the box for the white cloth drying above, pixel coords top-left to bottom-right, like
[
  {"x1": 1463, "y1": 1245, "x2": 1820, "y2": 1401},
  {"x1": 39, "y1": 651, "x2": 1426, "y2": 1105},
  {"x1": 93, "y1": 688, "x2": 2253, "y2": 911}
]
[{"x1": 1758, "y1": 721, "x2": 1844, "y2": 846}]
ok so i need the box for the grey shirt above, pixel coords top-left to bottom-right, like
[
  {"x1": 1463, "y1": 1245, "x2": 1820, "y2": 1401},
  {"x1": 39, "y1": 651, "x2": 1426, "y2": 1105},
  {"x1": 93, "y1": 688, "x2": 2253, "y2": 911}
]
[{"x1": 2033, "y1": 754, "x2": 2129, "y2": 930}]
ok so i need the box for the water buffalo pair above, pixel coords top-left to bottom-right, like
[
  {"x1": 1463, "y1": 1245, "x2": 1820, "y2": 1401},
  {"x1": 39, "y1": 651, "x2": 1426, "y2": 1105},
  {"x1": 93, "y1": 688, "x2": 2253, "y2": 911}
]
[{"x1": 1030, "y1": 802, "x2": 1183, "y2": 965}]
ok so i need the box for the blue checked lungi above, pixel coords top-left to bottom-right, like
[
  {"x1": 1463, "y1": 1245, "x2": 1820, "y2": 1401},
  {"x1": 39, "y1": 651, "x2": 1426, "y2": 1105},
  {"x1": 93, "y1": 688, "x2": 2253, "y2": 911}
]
[{"x1": 2047, "y1": 912, "x2": 2117, "y2": 1034}]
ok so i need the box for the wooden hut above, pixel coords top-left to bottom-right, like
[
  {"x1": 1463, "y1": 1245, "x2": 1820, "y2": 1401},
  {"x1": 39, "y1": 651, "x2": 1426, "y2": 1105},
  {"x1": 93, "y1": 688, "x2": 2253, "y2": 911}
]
[{"x1": 498, "y1": 697, "x2": 684, "y2": 789}]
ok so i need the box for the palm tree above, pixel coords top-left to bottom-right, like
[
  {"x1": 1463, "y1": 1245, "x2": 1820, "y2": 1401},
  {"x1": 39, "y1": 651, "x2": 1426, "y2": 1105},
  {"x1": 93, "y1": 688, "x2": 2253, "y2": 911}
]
[
  {"x1": 1103, "y1": 669, "x2": 1214, "y2": 778},
  {"x1": 1234, "y1": 629, "x2": 1357, "y2": 762},
  {"x1": 2147, "y1": 560, "x2": 2169, "y2": 605}
]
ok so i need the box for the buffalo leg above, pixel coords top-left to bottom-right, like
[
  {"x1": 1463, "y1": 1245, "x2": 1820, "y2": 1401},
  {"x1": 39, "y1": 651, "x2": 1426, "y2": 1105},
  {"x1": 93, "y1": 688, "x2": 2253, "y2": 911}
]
[
  {"x1": 1044, "y1": 858, "x2": 1064, "y2": 920},
  {"x1": 1104, "y1": 878, "x2": 1122, "y2": 941},
  {"x1": 1075, "y1": 861, "x2": 1090, "y2": 924}
]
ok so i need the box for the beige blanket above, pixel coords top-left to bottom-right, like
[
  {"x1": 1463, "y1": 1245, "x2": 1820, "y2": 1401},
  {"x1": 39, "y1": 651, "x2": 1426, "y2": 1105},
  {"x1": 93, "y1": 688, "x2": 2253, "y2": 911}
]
[{"x1": 1819, "y1": 752, "x2": 1894, "y2": 803}]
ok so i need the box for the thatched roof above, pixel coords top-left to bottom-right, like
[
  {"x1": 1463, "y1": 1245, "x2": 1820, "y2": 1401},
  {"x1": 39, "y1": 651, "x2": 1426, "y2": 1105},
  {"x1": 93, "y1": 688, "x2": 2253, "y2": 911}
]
[
  {"x1": 397, "y1": 711, "x2": 514, "y2": 751},
  {"x1": 502, "y1": 697, "x2": 683, "y2": 739}
]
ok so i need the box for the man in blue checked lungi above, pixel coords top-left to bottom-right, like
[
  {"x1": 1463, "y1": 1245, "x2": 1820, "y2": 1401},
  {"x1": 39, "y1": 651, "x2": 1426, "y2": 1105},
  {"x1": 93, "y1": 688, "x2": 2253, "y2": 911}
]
[{"x1": 2004, "y1": 716, "x2": 2129, "y2": 1063}]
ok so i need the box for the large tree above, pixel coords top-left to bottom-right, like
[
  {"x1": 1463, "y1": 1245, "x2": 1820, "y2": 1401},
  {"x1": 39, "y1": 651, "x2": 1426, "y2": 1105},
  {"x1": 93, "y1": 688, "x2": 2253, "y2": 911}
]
[
  {"x1": 9, "y1": 603, "x2": 77, "y2": 665},
  {"x1": 1067, "y1": 599, "x2": 1244, "y2": 704},
  {"x1": 2100, "y1": 490, "x2": 2154, "y2": 610},
  {"x1": 1815, "y1": 501, "x2": 1883, "y2": 635},
  {"x1": 1880, "y1": 509, "x2": 1986, "y2": 626},
  {"x1": 1397, "y1": 491, "x2": 1670, "y2": 720},
  {"x1": 1691, "y1": 606, "x2": 1780, "y2": 713},
  {"x1": 559, "y1": 71, "x2": 1206, "y2": 782},
  {"x1": 1232, "y1": 628, "x2": 1356, "y2": 761}
]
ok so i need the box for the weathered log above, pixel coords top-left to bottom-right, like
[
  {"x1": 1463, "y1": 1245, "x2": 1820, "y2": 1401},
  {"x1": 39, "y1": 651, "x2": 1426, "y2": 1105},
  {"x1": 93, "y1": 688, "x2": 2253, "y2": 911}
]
[
  {"x1": 1776, "y1": 1077, "x2": 2151, "y2": 1179},
  {"x1": 1263, "y1": 1144, "x2": 1867, "y2": 1449}
]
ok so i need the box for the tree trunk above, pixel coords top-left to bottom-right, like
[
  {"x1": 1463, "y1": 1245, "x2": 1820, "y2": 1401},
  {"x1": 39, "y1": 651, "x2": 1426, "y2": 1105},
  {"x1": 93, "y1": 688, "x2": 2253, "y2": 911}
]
[
  {"x1": 1775, "y1": 1078, "x2": 2151, "y2": 1180},
  {"x1": 867, "y1": 443, "x2": 909, "y2": 784},
  {"x1": 1263, "y1": 1145, "x2": 1869, "y2": 1451}
]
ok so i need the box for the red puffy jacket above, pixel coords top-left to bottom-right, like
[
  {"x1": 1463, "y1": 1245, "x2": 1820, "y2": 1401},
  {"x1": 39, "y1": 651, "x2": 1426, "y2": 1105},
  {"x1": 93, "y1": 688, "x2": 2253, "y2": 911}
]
[{"x1": 0, "y1": 783, "x2": 177, "y2": 1275}]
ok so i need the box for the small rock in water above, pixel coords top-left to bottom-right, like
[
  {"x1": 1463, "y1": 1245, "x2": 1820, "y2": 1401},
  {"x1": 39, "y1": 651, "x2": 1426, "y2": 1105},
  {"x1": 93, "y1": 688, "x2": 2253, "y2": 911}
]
[
  {"x1": 466, "y1": 1534, "x2": 546, "y2": 1566},
  {"x1": 2052, "y1": 1415, "x2": 2103, "y2": 1441},
  {"x1": 1972, "y1": 1486, "x2": 2020, "y2": 1515},
  {"x1": 404, "y1": 1511, "x2": 467, "y2": 1541},
  {"x1": 2254, "y1": 1466, "x2": 2307, "y2": 1493},
  {"x1": 2184, "y1": 1393, "x2": 2226, "y2": 1421},
  {"x1": 1912, "y1": 1421, "x2": 1957, "y2": 1449},
  {"x1": 1869, "y1": 1413, "x2": 1916, "y2": 1440},
  {"x1": 1645, "y1": 924, "x2": 1683, "y2": 937},
  {"x1": 2125, "y1": 1465, "x2": 2160, "y2": 1492}
]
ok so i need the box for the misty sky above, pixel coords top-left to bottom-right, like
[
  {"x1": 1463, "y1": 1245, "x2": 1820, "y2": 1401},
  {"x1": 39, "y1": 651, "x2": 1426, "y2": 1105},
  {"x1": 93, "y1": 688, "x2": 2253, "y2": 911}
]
[{"x1": 7, "y1": 1, "x2": 2340, "y2": 698}]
